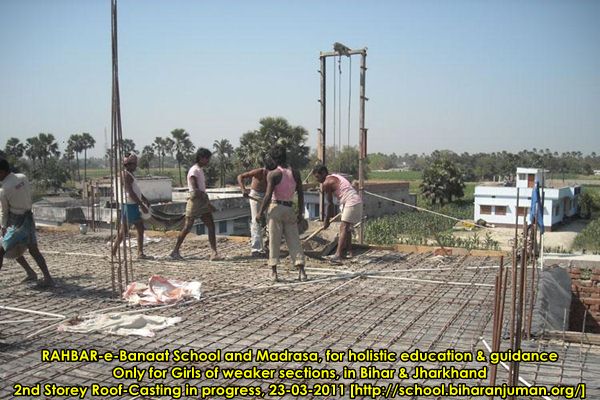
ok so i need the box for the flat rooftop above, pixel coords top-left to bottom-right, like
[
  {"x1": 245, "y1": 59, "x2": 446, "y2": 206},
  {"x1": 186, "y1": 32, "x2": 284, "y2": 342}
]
[{"x1": 1, "y1": 229, "x2": 598, "y2": 398}]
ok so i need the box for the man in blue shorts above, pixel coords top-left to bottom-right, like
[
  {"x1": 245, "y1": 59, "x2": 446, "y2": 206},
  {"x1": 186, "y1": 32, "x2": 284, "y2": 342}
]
[{"x1": 112, "y1": 154, "x2": 153, "y2": 259}]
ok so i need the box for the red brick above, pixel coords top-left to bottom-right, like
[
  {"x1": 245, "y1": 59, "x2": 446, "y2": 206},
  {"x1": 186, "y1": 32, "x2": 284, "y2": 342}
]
[
  {"x1": 574, "y1": 280, "x2": 593, "y2": 287},
  {"x1": 570, "y1": 267, "x2": 581, "y2": 274},
  {"x1": 581, "y1": 297, "x2": 600, "y2": 306},
  {"x1": 577, "y1": 287, "x2": 599, "y2": 295}
]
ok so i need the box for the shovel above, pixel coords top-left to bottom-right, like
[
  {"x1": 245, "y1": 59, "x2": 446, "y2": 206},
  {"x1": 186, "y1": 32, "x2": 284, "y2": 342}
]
[{"x1": 301, "y1": 213, "x2": 341, "y2": 249}]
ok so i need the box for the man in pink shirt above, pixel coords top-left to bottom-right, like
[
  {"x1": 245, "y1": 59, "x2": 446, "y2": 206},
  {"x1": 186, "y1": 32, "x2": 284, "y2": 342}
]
[
  {"x1": 257, "y1": 145, "x2": 307, "y2": 281},
  {"x1": 312, "y1": 164, "x2": 363, "y2": 264},
  {"x1": 170, "y1": 148, "x2": 220, "y2": 261}
]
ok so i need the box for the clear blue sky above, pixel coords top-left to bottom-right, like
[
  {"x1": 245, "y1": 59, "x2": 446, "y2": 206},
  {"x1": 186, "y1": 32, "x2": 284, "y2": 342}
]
[{"x1": 1, "y1": 0, "x2": 598, "y2": 157}]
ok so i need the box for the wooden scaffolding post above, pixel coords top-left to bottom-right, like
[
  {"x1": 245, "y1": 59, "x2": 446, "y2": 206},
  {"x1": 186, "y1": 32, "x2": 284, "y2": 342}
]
[
  {"x1": 318, "y1": 44, "x2": 368, "y2": 232},
  {"x1": 358, "y1": 50, "x2": 367, "y2": 244},
  {"x1": 319, "y1": 56, "x2": 326, "y2": 221}
]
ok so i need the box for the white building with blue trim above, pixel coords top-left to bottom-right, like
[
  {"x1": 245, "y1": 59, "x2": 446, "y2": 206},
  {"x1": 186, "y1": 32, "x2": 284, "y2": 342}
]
[{"x1": 473, "y1": 168, "x2": 580, "y2": 231}]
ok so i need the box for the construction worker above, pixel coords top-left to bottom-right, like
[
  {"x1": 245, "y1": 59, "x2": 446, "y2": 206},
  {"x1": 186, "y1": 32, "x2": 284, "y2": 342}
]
[
  {"x1": 257, "y1": 145, "x2": 307, "y2": 281},
  {"x1": 312, "y1": 164, "x2": 362, "y2": 264},
  {"x1": 112, "y1": 153, "x2": 153, "y2": 260},
  {"x1": 237, "y1": 155, "x2": 276, "y2": 257},
  {"x1": 170, "y1": 148, "x2": 220, "y2": 261},
  {"x1": 0, "y1": 158, "x2": 54, "y2": 287}
]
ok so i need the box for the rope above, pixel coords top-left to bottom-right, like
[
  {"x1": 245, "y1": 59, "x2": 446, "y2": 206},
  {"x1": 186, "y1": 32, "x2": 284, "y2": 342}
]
[{"x1": 363, "y1": 190, "x2": 488, "y2": 229}]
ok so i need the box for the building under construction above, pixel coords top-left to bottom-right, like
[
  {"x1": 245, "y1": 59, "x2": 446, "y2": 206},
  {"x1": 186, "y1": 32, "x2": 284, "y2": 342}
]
[{"x1": 1, "y1": 228, "x2": 599, "y2": 399}]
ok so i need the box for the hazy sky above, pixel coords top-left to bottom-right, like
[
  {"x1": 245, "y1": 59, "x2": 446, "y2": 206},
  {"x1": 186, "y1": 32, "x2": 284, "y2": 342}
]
[{"x1": 1, "y1": 0, "x2": 598, "y2": 157}]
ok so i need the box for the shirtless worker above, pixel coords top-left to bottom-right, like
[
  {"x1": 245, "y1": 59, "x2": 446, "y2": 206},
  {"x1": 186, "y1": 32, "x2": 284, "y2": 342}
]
[
  {"x1": 236, "y1": 155, "x2": 276, "y2": 257},
  {"x1": 0, "y1": 158, "x2": 54, "y2": 287},
  {"x1": 112, "y1": 153, "x2": 153, "y2": 260},
  {"x1": 312, "y1": 164, "x2": 363, "y2": 264},
  {"x1": 257, "y1": 145, "x2": 307, "y2": 281},
  {"x1": 170, "y1": 148, "x2": 221, "y2": 261}
]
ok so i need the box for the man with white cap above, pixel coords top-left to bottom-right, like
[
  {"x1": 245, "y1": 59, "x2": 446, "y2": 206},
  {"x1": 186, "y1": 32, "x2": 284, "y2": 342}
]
[{"x1": 112, "y1": 153, "x2": 152, "y2": 259}]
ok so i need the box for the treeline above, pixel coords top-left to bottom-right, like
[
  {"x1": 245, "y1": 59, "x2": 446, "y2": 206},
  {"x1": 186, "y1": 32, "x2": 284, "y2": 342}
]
[
  {"x1": 3, "y1": 120, "x2": 598, "y2": 192},
  {"x1": 369, "y1": 149, "x2": 600, "y2": 180},
  {"x1": 0, "y1": 117, "x2": 314, "y2": 191}
]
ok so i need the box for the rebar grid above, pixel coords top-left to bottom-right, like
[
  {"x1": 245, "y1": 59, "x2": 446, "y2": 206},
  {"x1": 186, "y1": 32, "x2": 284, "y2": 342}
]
[{"x1": 1, "y1": 231, "x2": 598, "y2": 399}]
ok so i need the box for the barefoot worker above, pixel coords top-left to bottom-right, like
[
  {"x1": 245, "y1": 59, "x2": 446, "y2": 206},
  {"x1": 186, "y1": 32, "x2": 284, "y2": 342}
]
[
  {"x1": 257, "y1": 145, "x2": 307, "y2": 281},
  {"x1": 112, "y1": 153, "x2": 153, "y2": 260},
  {"x1": 0, "y1": 158, "x2": 54, "y2": 287},
  {"x1": 312, "y1": 164, "x2": 363, "y2": 264},
  {"x1": 237, "y1": 155, "x2": 276, "y2": 257},
  {"x1": 170, "y1": 148, "x2": 221, "y2": 261}
]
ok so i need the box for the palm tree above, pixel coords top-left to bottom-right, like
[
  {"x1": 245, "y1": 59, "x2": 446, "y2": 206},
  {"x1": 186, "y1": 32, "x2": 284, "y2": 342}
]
[
  {"x1": 164, "y1": 137, "x2": 175, "y2": 169},
  {"x1": 213, "y1": 139, "x2": 234, "y2": 187},
  {"x1": 67, "y1": 134, "x2": 84, "y2": 181},
  {"x1": 121, "y1": 139, "x2": 136, "y2": 155},
  {"x1": 37, "y1": 133, "x2": 60, "y2": 166},
  {"x1": 152, "y1": 137, "x2": 165, "y2": 172},
  {"x1": 140, "y1": 145, "x2": 155, "y2": 175},
  {"x1": 80, "y1": 132, "x2": 96, "y2": 181},
  {"x1": 170, "y1": 129, "x2": 195, "y2": 186},
  {"x1": 25, "y1": 136, "x2": 42, "y2": 168},
  {"x1": 4, "y1": 138, "x2": 25, "y2": 161}
]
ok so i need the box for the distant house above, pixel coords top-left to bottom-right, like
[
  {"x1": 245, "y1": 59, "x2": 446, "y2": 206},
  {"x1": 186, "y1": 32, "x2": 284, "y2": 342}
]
[
  {"x1": 594, "y1": 170, "x2": 600, "y2": 176},
  {"x1": 473, "y1": 168, "x2": 580, "y2": 231}
]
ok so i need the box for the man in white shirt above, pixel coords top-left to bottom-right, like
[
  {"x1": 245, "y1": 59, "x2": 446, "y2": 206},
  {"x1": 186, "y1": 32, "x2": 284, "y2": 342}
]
[
  {"x1": 111, "y1": 153, "x2": 153, "y2": 259},
  {"x1": 170, "y1": 148, "x2": 220, "y2": 260},
  {"x1": 0, "y1": 158, "x2": 54, "y2": 288}
]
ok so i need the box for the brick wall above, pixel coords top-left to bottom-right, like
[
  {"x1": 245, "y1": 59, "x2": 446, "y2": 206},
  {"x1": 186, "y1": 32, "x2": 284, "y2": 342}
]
[{"x1": 568, "y1": 266, "x2": 600, "y2": 333}]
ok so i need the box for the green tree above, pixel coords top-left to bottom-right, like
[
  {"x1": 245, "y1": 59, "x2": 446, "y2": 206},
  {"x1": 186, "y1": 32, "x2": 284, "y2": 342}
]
[
  {"x1": 152, "y1": 137, "x2": 166, "y2": 172},
  {"x1": 32, "y1": 157, "x2": 71, "y2": 191},
  {"x1": 170, "y1": 129, "x2": 195, "y2": 186},
  {"x1": 368, "y1": 152, "x2": 395, "y2": 170},
  {"x1": 67, "y1": 134, "x2": 84, "y2": 181},
  {"x1": 4, "y1": 137, "x2": 25, "y2": 162},
  {"x1": 140, "y1": 145, "x2": 155, "y2": 175},
  {"x1": 237, "y1": 117, "x2": 309, "y2": 169},
  {"x1": 80, "y1": 132, "x2": 96, "y2": 181},
  {"x1": 26, "y1": 133, "x2": 60, "y2": 168},
  {"x1": 328, "y1": 146, "x2": 368, "y2": 180},
  {"x1": 578, "y1": 191, "x2": 600, "y2": 219},
  {"x1": 213, "y1": 139, "x2": 234, "y2": 187},
  {"x1": 121, "y1": 138, "x2": 136, "y2": 155},
  {"x1": 63, "y1": 144, "x2": 77, "y2": 179},
  {"x1": 420, "y1": 157, "x2": 465, "y2": 205}
]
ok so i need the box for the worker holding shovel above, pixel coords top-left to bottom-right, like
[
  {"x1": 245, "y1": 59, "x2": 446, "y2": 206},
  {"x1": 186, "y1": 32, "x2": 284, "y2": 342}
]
[
  {"x1": 312, "y1": 164, "x2": 363, "y2": 264},
  {"x1": 257, "y1": 145, "x2": 307, "y2": 282},
  {"x1": 237, "y1": 155, "x2": 276, "y2": 257}
]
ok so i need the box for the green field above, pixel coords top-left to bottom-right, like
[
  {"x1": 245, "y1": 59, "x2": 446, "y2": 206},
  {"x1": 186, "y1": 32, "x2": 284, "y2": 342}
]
[
  {"x1": 82, "y1": 167, "x2": 181, "y2": 180},
  {"x1": 369, "y1": 170, "x2": 423, "y2": 181}
]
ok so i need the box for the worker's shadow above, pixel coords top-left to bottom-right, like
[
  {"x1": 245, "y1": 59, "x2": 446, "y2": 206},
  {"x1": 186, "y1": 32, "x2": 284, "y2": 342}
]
[{"x1": 28, "y1": 274, "x2": 114, "y2": 300}]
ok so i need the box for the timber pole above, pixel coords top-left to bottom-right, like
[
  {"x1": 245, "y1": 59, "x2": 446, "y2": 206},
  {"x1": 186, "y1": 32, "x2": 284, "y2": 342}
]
[
  {"x1": 319, "y1": 56, "x2": 326, "y2": 221},
  {"x1": 358, "y1": 50, "x2": 367, "y2": 244}
]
